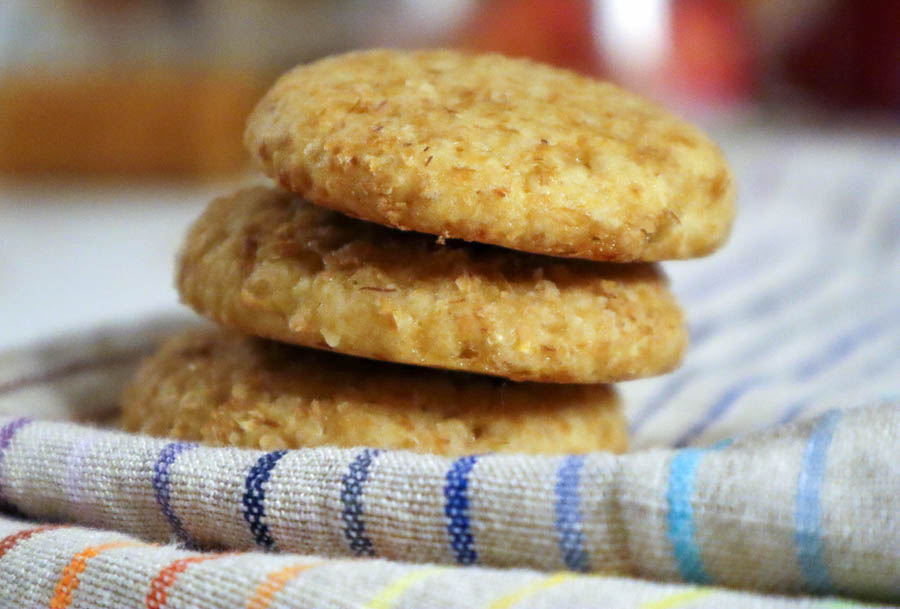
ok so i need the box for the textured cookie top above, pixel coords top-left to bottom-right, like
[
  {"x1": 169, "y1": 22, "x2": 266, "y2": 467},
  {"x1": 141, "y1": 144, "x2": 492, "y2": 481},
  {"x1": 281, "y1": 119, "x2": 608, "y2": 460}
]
[
  {"x1": 246, "y1": 49, "x2": 735, "y2": 262},
  {"x1": 121, "y1": 329, "x2": 627, "y2": 455},
  {"x1": 177, "y1": 187, "x2": 687, "y2": 383}
]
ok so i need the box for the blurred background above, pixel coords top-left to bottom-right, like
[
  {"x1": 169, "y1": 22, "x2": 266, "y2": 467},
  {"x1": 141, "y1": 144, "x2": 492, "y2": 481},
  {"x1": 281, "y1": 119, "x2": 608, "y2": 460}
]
[
  {"x1": 1, "y1": 0, "x2": 897, "y2": 178},
  {"x1": 1, "y1": 1, "x2": 897, "y2": 443}
]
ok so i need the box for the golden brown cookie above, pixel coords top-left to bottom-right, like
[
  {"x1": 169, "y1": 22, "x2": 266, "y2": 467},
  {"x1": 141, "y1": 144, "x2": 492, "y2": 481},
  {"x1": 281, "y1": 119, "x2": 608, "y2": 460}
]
[
  {"x1": 121, "y1": 329, "x2": 628, "y2": 455},
  {"x1": 177, "y1": 187, "x2": 687, "y2": 383},
  {"x1": 245, "y1": 49, "x2": 735, "y2": 262}
]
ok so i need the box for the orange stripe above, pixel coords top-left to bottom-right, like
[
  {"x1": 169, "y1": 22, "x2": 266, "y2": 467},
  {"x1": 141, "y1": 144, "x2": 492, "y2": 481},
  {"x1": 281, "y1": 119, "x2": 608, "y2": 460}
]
[
  {"x1": 146, "y1": 553, "x2": 231, "y2": 609},
  {"x1": 246, "y1": 562, "x2": 323, "y2": 609},
  {"x1": 0, "y1": 525, "x2": 60, "y2": 560},
  {"x1": 50, "y1": 540, "x2": 142, "y2": 609}
]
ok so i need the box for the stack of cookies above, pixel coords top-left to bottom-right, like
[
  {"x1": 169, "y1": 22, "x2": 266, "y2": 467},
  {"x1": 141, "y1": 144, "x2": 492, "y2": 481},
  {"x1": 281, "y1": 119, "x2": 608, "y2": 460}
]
[{"x1": 122, "y1": 50, "x2": 734, "y2": 456}]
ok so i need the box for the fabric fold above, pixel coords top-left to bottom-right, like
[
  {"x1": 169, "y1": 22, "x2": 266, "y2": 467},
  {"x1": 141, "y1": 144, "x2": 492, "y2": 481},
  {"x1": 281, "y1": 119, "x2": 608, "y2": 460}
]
[
  {"x1": 0, "y1": 404, "x2": 896, "y2": 602},
  {"x1": 0, "y1": 516, "x2": 875, "y2": 609}
]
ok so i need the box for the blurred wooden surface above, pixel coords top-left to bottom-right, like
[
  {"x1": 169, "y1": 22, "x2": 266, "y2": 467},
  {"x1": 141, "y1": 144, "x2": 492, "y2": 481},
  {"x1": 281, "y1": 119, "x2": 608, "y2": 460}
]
[{"x1": 0, "y1": 69, "x2": 269, "y2": 176}]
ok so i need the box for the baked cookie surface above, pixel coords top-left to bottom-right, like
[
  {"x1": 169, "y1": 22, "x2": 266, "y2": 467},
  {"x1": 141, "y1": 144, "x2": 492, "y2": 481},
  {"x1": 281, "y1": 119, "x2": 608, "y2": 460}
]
[
  {"x1": 246, "y1": 49, "x2": 734, "y2": 262},
  {"x1": 121, "y1": 329, "x2": 628, "y2": 455},
  {"x1": 177, "y1": 187, "x2": 687, "y2": 383}
]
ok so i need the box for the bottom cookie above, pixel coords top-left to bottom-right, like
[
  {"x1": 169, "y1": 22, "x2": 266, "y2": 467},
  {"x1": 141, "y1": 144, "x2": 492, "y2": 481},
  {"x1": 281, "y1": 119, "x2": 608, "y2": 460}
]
[{"x1": 121, "y1": 328, "x2": 627, "y2": 455}]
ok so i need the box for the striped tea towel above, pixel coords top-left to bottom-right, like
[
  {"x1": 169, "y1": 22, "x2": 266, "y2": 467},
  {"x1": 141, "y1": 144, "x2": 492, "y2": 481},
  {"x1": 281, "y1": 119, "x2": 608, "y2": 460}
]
[{"x1": 0, "y1": 404, "x2": 897, "y2": 605}]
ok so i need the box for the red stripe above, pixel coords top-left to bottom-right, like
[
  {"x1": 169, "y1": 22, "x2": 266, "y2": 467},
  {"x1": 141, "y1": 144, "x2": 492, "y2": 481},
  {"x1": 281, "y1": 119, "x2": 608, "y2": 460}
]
[
  {"x1": 0, "y1": 525, "x2": 60, "y2": 560},
  {"x1": 146, "y1": 553, "x2": 229, "y2": 609}
]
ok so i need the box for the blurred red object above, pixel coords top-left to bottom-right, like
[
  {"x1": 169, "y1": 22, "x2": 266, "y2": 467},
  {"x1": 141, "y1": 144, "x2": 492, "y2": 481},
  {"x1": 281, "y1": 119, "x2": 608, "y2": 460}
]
[
  {"x1": 453, "y1": 0, "x2": 899, "y2": 114},
  {"x1": 456, "y1": 0, "x2": 603, "y2": 75},
  {"x1": 783, "y1": 0, "x2": 900, "y2": 110},
  {"x1": 666, "y1": 0, "x2": 758, "y2": 104},
  {"x1": 457, "y1": 0, "x2": 758, "y2": 110}
]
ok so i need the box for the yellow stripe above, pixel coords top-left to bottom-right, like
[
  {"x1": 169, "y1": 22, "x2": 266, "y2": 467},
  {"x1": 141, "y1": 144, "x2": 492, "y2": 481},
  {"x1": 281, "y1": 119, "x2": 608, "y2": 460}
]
[
  {"x1": 488, "y1": 573, "x2": 573, "y2": 609},
  {"x1": 641, "y1": 588, "x2": 711, "y2": 609},
  {"x1": 367, "y1": 567, "x2": 444, "y2": 609}
]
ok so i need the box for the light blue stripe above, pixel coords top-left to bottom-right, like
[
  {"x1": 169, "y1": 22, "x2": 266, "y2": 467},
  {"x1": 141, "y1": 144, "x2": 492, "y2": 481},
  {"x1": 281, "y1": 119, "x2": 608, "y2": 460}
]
[
  {"x1": 796, "y1": 410, "x2": 842, "y2": 593},
  {"x1": 666, "y1": 440, "x2": 731, "y2": 583},
  {"x1": 554, "y1": 455, "x2": 590, "y2": 572}
]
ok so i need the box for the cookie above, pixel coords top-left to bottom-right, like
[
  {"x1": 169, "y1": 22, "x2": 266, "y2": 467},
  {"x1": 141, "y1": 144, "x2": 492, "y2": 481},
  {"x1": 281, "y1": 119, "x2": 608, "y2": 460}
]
[
  {"x1": 245, "y1": 49, "x2": 735, "y2": 262},
  {"x1": 177, "y1": 187, "x2": 687, "y2": 383},
  {"x1": 121, "y1": 329, "x2": 628, "y2": 455}
]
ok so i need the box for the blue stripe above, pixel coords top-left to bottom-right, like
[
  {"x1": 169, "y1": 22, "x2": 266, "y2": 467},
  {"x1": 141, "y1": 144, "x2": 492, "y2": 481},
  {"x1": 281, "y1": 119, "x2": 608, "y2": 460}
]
[
  {"x1": 674, "y1": 311, "x2": 898, "y2": 447},
  {"x1": 554, "y1": 455, "x2": 590, "y2": 572},
  {"x1": 0, "y1": 417, "x2": 32, "y2": 514},
  {"x1": 685, "y1": 166, "x2": 874, "y2": 344},
  {"x1": 777, "y1": 400, "x2": 812, "y2": 427},
  {"x1": 444, "y1": 455, "x2": 478, "y2": 565},
  {"x1": 689, "y1": 263, "x2": 830, "y2": 346},
  {"x1": 796, "y1": 410, "x2": 842, "y2": 593},
  {"x1": 340, "y1": 448, "x2": 381, "y2": 557},
  {"x1": 242, "y1": 450, "x2": 287, "y2": 550},
  {"x1": 679, "y1": 168, "x2": 871, "y2": 308},
  {"x1": 673, "y1": 377, "x2": 765, "y2": 447},
  {"x1": 629, "y1": 373, "x2": 694, "y2": 435},
  {"x1": 666, "y1": 441, "x2": 731, "y2": 583},
  {"x1": 794, "y1": 314, "x2": 896, "y2": 380},
  {"x1": 152, "y1": 442, "x2": 196, "y2": 547},
  {"x1": 678, "y1": 237, "x2": 789, "y2": 304},
  {"x1": 633, "y1": 283, "x2": 899, "y2": 439},
  {"x1": 778, "y1": 336, "x2": 900, "y2": 426}
]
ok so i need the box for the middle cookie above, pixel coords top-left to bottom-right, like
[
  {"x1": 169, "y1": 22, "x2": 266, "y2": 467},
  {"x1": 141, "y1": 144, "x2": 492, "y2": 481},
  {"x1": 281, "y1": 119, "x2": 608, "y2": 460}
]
[{"x1": 177, "y1": 186, "x2": 687, "y2": 383}]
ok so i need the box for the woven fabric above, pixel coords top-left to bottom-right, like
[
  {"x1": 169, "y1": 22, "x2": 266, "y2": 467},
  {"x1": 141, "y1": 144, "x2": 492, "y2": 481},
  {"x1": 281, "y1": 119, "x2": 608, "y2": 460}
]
[
  {"x1": 0, "y1": 516, "x2": 883, "y2": 609},
  {"x1": 623, "y1": 132, "x2": 900, "y2": 450},
  {"x1": 0, "y1": 404, "x2": 897, "y2": 606},
  {"x1": 0, "y1": 132, "x2": 898, "y2": 608}
]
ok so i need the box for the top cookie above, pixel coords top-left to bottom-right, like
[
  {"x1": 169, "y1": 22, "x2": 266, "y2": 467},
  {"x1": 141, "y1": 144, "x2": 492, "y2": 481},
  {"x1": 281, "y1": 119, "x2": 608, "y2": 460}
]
[{"x1": 246, "y1": 49, "x2": 735, "y2": 262}]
